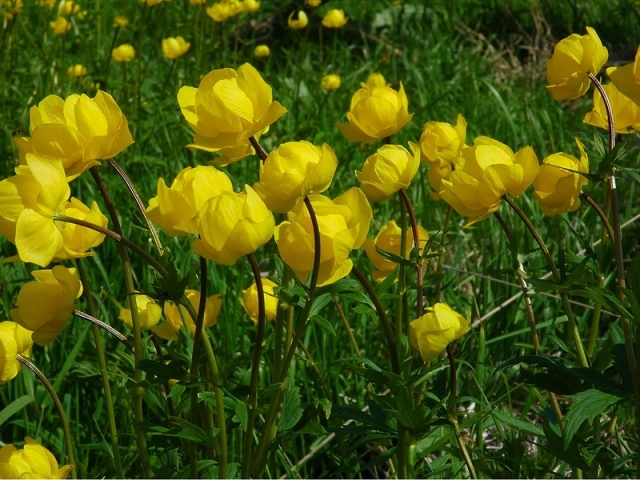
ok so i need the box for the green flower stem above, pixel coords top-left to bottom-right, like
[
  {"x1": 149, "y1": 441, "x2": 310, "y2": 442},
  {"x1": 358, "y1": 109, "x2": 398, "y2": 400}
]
[
  {"x1": 397, "y1": 425, "x2": 414, "y2": 479},
  {"x1": 75, "y1": 260, "x2": 124, "y2": 478},
  {"x1": 249, "y1": 135, "x2": 269, "y2": 162},
  {"x1": 397, "y1": 194, "x2": 408, "y2": 341},
  {"x1": 242, "y1": 254, "x2": 267, "y2": 479},
  {"x1": 17, "y1": 355, "x2": 77, "y2": 479},
  {"x1": 503, "y1": 196, "x2": 589, "y2": 368},
  {"x1": 399, "y1": 188, "x2": 423, "y2": 315},
  {"x1": 105, "y1": 158, "x2": 164, "y2": 256},
  {"x1": 435, "y1": 205, "x2": 453, "y2": 302},
  {"x1": 273, "y1": 269, "x2": 292, "y2": 382},
  {"x1": 286, "y1": 324, "x2": 333, "y2": 401},
  {"x1": 587, "y1": 73, "x2": 615, "y2": 152},
  {"x1": 581, "y1": 193, "x2": 615, "y2": 243},
  {"x1": 332, "y1": 295, "x2": 362, "y2": 357}
]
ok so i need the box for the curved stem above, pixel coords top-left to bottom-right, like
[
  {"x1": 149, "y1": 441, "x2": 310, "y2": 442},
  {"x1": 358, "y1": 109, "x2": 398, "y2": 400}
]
[
  {"x1": 581, "y1": 193, "x2": 615, "y2": 244},
  {"x1": 17, "y1": 355, "x2": 77, "y2": 479},
  {"x1": 73, "y1": 310, "x2": 133, "y2": 353},
  {"x1": 249, "y1": 135, "x2": 269, "y2": 162},
  {"x1": 587, "y1": 73, "x2": 615, "y2": 152},
  {"x1": 399, "y1": 188, "x2": 423, "y2": 315}
]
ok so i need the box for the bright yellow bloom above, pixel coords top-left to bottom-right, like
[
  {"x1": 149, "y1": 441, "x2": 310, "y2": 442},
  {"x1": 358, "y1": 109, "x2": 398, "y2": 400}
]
[
  {"x1": 66, "y1": 64, "x2": 87, "y2": 78},
  {"x1": 360, "y1": 72, "x2": 388, "y2": 89},
  {"x1": 118, "y1": 293, "x2": 163, "y2": 331},
  {"x1": 253, "y1": 141, "x2": 338, "y2": 213},
  {"x1": 583, "y1": 81, "x2": 640, "y2": 133},
  {"x1": 0, "y1": 437, "x2": 72, "y2": 479},
  {"x1": 337, "y1": 83, "x2": 413, "y2": 143},
  {"x1": 147, "y1": 165, "x2": 233, "y2": 237},
  {"x1": 306, "y1": 0, "x2": 321, "y2": 6},
  {"x1": 55, "y1": 198, "x2": 108, "y2": 261},
  {"x1": 241, "y1": 278, "x2": 278, "y2": 324},
  {"x1": 321, "y1": 74, "x2": 341, "y2": 91},
  {"x1": 152, "y1": 290, "x2": 222, "y2": 340},
  {"x1": 192, "y1": 186, "x2": 275, "y2": 265},
  {"x1": 242, "y1": 0, "x2": 260, "y2": 12},
  {"x1": 50, "y1": 17, "x2": 71, "y2": 35},
  {"x1": 112, "y1": 44, "x2": 135, "y2": 62},
  {"x1": 274, "y1": 188, "x2": 371, "y2": 286},
  {"x1": 288, "y1": 10, "x2": 308, "y2": 29},
  {"x1": 253, "y1": 44, "x2": 271, "y2": 57},
  {"x1": 322, "y1": 8, "x2": 348, "y2": 28},
  {"x1": 206, "y1": 2, "x2": 231, "y2": 21},
  {"x1": 419, "y1": 114, "x2": 467, "y2": 167},
  {"x1": 364, "y1": 220, "x2": 429, "y2": 282},
  {"x1": 439, "y1": 137, "x2": 539, "y2": 226},
  {"x1": 607, "y1": 46, "x2": 640, "y2": 107},
  {"x1": 427, "y1": 162, "x2": 452, "y2": 200},
  {"x1": 10, "y1": 266, "x2": 82, "y2": 346},
  {"x1": 58, "y1": 0, "x2": 79, "y2": 16},
  {"x1": 546, "y1": 26, "x2": 608, "y2": 101},
  {"x1": 410, "y1": 303, "x2": 469, "y2": 362},
  {"x1": 533, "y1": 138, "x2": 589, "y2": 217},
  {"x1": 13, "y1": 91, "x2": 133, "y2": 179},
  {"x1": 178, "y1": 63, "x2": 287, "y2": 165},
  {"x1": 0, "y1": 322, "x2": 33, "y2": 384},
  {"x1": 113, "y1": 15, "x2": 129, "y2": 27},
  {"x1": 162, "y1": 36, "x2": 190, "y2": 59},
  {"x1": 355, "y1": 142, "x2": 420, "y2": 202}
]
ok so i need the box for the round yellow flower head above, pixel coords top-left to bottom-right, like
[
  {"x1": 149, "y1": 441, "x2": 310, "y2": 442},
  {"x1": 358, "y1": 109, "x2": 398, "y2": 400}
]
[
  {"x1": 58, "y1": 0, "x2": 79, "y2": 16},
  {"x1": 113, "y1": 15, "x2": 129, "y2": 27},
  {"x1": 55, "y1": 198, "x2": 108, "y2": 261},
  {"x1": 409, "y1": 303, "x2": 469, "y2": 362},
  {"x1": 206, "y1": 2, "x2": 230, "y2": 21},
  {"x1": 241, "y1": 278, "x2": 278, "y2": 324},
  {"x1": 50, "y1": 17, "x2": 71, "y2": 35},
  {"x1": 0, "y1": 322, "x2": 33, "y2": 384},
  {"x1": 607, "y1": 46, "x2": 640, "y2": 107},
  {"x1": 321, "y1": 74, "x2": 341, "y2": 91},
  {"x1": 242, "y1": 0, "x2": 260, "y2": 12},
  {"x1": 152, "y1": 290, "x2": 222, "y2": 340},
  {"x1": 0, "y1": 437, "x2": 72, "y2": 478},
  {"x1": 355, "y1": 142, "x2": 420, "y2": 202},
  {"x1": 546, "y1": 26, "x2": 608, "y2": 101},
  {"x1": 288, "y1": 10, "x2": 308, "y2": 29},
  {"x1": 419, "y1": 114, "x2": 467, "y2": 168},
  {"x1": 66, "y1": 64, "x2": 87, "y2": 78},
  {"x1": 533, "y1": 138, "x2": 589, "y2": 217},
  {"x1": 584, "y1": 81, "x2": 640, "y2": 133},
  {"x1": 112, "y1": 43, "x2": 135, "y2": 62},
  {"x1": 162, "y1": 36, "x2": 191, "y2": 59},
  {"x1": 118, "y1": 293, "x2": 163, "y2": 331},
  {"x1": 364, "y1": 220, "x2": 429, "y2": 282},
  {"x1": 306, "y1": 0, "x2": 321, "y2": 6},
  {"x1": 253, "y1": 44, "x2": 271, "y2": 57},
  {"x1": 360, "y1": 72, "x2": 388, "y2": 89},
  {"x1": 322, "y1": 8, "x2": 348, "y2": 28},
  {"x1": 253, "y1": 140, "x2": 338, "y2": 213},
  {"x1": 337, "y1": 83, "x2": 413, "y2": 143}
]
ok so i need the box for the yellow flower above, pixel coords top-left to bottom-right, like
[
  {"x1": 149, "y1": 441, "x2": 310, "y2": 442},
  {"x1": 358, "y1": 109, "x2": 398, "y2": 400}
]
[
  {"x1": 241, "y1": 278, "x2": 278, "y2": 324},
  {"x1": 206, "y1": 2, "x2": 230, "y2": 21},
  {"x1": 0, "y1": 322, "x2": 33, "y2": 384},
  {"x1": 162, "y1": 36, "x2": 191, "y2": 59},
  {"x1": 50, "y1": 17, "x2": 72, "y2": 35},
  {"x1": 66, "y1": 64, "x2": 87, "y2": 78},
  {"x1": 0, "y1": 437, "x2": 72, "y2": 479},
  {"x1": 288, "y1": 10, "x2": 308, "y2": 29},
  {"x1": 274, "y1": 188, "x2": 372, "y2": 286},
  {"x1": 364, "y1": 220, "x2": 429, "y2": 282},
  {"x1": 546, "y1": 26, "x2": 608, "y2": 101},
  {"x1": 321, "y1": 74, "x2": 341, "y2": 91},
  {"x1": 113, "y1": 15, "x2": 129, "y2": 27},
  {"x1": 533, "y1": 138, "x2": 589, "y2": 217},
  {"x1": 242, "y1": 0, "x2": 260, "y2": 12},
  {"x1": 583, "y1": 81, "x2": 640, "y2": 133},
  {"x1": 2, "y1": 0, "x2": 22, "y2": 18},
  {"x1": 189, "y1": 0, "x2": 206, "y2": 4},
  {"x1": 10, "y1": 266, "x2": 82, "y2": 346},
  {"x1": 118, "y1": 293, "x2": 163, "y2": 331},
  {"x1": 141, "y1": 0, "x2": 167, "y2": 5},
  {"x1": 112, "y1": 43, "x2": 135, "y2": 62},
  {"x1": 253, "y1": 44, "x2": 271, "y2": 57},
  {"x1": 409, "y1": 303, "x2": 469, "y2": 362},
  {"x1": 439, "y1": 137, "x2": 539, "y2": 226},
  {"x1": 13, "y1": 91, "x2": 133, "y2": 179},
  {"x1": 355, "y1": 142, "x2": 420, "y2": 202},
  {"x1": 419, "y1": 114, "x2": 467, "y2": 167},
  {"x1": 147, "y1": 165, "x2": 233, "y2": 237},
  {"x1": 607, "y1": 46, "x2": 640, "y2": 107},
  {"x1": 58, "y1": 0, "x2": 79, "y2": 16},
  {"x1": 322, "y1": 8, "x2": 348, "y2": 28},
  {"x1": 178, "y1": 63, "x2": 287, "y2": 165},
  {"x1": 306, "y1": 0, "x2": 321, "y2": 6},
  {"x1": 38, "y1": 0, "x2": 56, "y2": 7},
  {"x1": 192, "y1": 186, "x2": 275, "y2": 265},
  {"x1": 360, "y1": 72, "x2": 388, "y2": 89},
  {"x1": 337, "y1": 83, "x2": 413, "y2": 143},
  {"x1": 427, "y1": 162, "x2": 452, "y2": 200},
  {"x1": 152, "y1": 290, "x2": 222, "y2": 340},
  {"x1": 253, "y1": 141, "x2": 338, "y2": 213},
  {"x1": 55, "y1": 198, "x2": 108, "y2": 261}
]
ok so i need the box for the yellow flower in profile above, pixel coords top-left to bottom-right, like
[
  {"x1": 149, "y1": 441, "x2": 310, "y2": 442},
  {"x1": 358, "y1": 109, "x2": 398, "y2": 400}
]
[
  {"x1": 50, "y1": 17, "x2": 71, "y2": 35},
  {"x1": 321, "y1": 74, "x2": 341, "y2": 91},
  {"x1": 113, "y1": 15, "x2": 129, "y2": 27},
  {"x1": 607, "y1": 46, "x2": 640, "y2": 107},
  {"x1": 58, "y1": 0, "x2": 79, "y2": 16},
  {"x1": 0, "y1": 437, "x2": 72, "y2": 479},
  {"x1": 162, "y1": 36, "x2": 191, "y2": 59},
  {"x1": 112, "y1": 44, "x2": 135, "y2": 62},
  {"x1": 583, "y1": 81, "x2": 640, "y2": 133},
  {"x1": 533, "y1": 138, "x2": 589, "y2": 217},
  {"x1": 364, "y1": 220, "x2": 429, "y2": 282},
  {"x1": 242, "y1": 0, "x2": 260, "y2": 12},
  {"x1": 152, "y1": 290, "x2": 222, "y2": 340},
  {"x1": 546, "y1": 26, "x2": 608, "y2": 101},
  {"x1": 306, "y1": 0, "x2": 321, "y2": 6},
  {"x1": 322, "y1": 9, "x2": 348, "y2": 28},
  {"x1": 253, "y1": 44, "x2": 271, "y2": 57},
  {"x1": 360, "y1": 72, "x2": 388, "y2": 89},
  {"x1": 0, "y1": 322, "x2": 33, "y2": 385},
  {"x1": 118, "y1": 293, "x2": 163, "y2": 331},
  {"x1": 241, "y1": 278, "x2": 278, "y2": 324},
  {"x1": 419, "y1": 114, "x2": 467, "y2": 167},
  {"x1": 337, "y1": 83, "x2": 413, "y2": 143},
  {"x1": 66, "y1": 64, "x2": 87, "y2": 78},
  {"x1": 288, "y1": 10, "x2": 308, "y2": 29},
  {"x1": 10, "y1": 266, "x2": 82, "y2": 346},
  {"x1": 410, "y1": 303, "x2": 469, "y2": 362}
]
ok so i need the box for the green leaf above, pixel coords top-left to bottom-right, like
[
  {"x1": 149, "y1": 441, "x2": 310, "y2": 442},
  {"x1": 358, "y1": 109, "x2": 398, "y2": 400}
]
[
  {"x1": 571, "y1": 286, "x2": 634, "y2": 319},
  {"x1": 542, "y1": 415, "x2": 590, "y2": 471},
  {"x1": 279, "y1": 385, "x2": 303, "y2": 432},
  {"x1": 563, "y1": 389, "x2": 622, "y2": 449},
  {"x1": 0, "y1": 395, "x2": 34, "y2": 427},
  {"x1": 235, "y1": 401, "x2": 248, "y2": 431},
  {"x1": 491, "y1": 409, "x2": 544, "y2": 437},
  {"x1": 598, "y1": 141, "x2": 627, "y2": 177},
  {"x1": 169, "y1": 416, "x2": 215, "y2": 445},
  {"x1": 310, "y1": 314, "x2": 337, "y2": 337}
]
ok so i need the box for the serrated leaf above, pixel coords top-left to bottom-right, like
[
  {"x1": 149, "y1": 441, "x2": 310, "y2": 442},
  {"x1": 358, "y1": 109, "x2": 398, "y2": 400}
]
[
  {"x1": 279, "y1": 385, "x2": 303, "y2": 432},
  {"x1": 563, "y1": 389, "x2": 622, "y2": 449}
]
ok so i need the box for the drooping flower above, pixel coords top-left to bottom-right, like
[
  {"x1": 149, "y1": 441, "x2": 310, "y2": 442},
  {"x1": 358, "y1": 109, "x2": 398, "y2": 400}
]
[
  {"x1": 409, "y1": 303, "x2": 469, "y2": 362},
  {"x1": 112, "y1": 44, "x2": 135, "y2": 62},
  {"x1": 321, "y1": 74, "x2": 341, "y2": 91},
  {"x1": 66, "y1": 64, "x2": 87, "y2": 78},
  {"x1": 162, "y1": 36, "x2": 191, "y2": 59},
  {"x1": 253, "y1": 44, "x2": 270, "y2": 57},
  {"x1": 0, "y1": 437, "x2": 72, "y2": 479},
  {"x1": 0, "y1": 322, "x2": 33, "y2": 384},
  {"x1": 583, "y1": 81, "x2": 640, "y2": 133},
  {"x1": 118, "y1": 293, "x2": 163, "y2": 331},
  {"x1": 322, "y1": 9, "x2": 348, "y2": 28},
  {"x1": 50, "y1": 17, "x2": 71, "y2": 35},
  {"x1": 419, "y1": 114, "x2": 467, "y2": 167},
  {"x1": 241, "y1": 278, "x2": 278, "y2": 324},
  {"x1": 152, "y1": 290, "x2": 222, "y2": 340},
  {"x1": 288, "y1": 10, "x2": 308, "y2": 29}
]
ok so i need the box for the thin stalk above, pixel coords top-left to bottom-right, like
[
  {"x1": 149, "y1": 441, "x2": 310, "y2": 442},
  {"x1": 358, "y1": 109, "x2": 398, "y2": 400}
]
[
  {"x1": 399, "y1": 188, "x2": 423, "y2": 316},
  {"x1": 581, "y1": 193, "x2": 615, "y2": 245},
  {"x1": 273, "y1": 269, "x2": 292, "y2": 382},
  {"x1": 587, "y1": 73, "x2": 615, "y2": 152},
  {"x1": 397, "y1": 194, "x2": 408, "y2": 342},
  {"x1": 72, "y1": 310, "x2": 133, "y2": 353},
  {"x1": 17, "y1": 355, "x2": 77, "y2": 479},
  {"x1": 435, "y1": 205, "x2": 453, "y2": 302},
  {"x1": 332, "y1": 295, "x2": 362, "y2": 356}
]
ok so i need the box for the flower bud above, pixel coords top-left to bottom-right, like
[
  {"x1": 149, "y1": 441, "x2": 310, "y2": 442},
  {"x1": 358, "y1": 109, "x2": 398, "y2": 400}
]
[
  {"x1": 112, "y1": 44, "x2": 135, "y2": 62},
  {"x1": 152, "y1": 290, "x2": 222, "y2": 340},
  {"x1": 288, "y1": 10, "x2": 308, "y2": 29},
  {"x1": 253, "y1": 45, "x2": 270, "y2": 57},
  {"x1": 321, "y1": 74, "x2": 341, "y2": 91},
  {"x1": 118, "y1": 293, "x2": 163, "y2": 331},
  {"x1": 419, "y1": 114, "x2": 466, "y2": 167},
  {"x1": 162, "y1": 36, "x2": 190, "y2": 59},
  {"x1": 322, "y1": 9, "x2": 348, "y2": 28},
  {"x1": 409, "y1": 303, "x2": 468, "y2": 362}
]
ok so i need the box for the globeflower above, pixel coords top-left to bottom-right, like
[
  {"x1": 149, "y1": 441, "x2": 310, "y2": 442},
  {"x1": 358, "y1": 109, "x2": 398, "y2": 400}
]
[
  {"x1": 10, "y1": 266, "x2": 82, "y2": 346},
  {"x1": 178, "y1": 63, "x2": 287, "y2": 165},
  {"x1": 118, "y1": 293, "x2": 163, "y2": 331},
  {"x1": 419, "y1": 114, "x2": 467, "y2": 167},
  {"x1": 113, "y1": 15, "x2": 128, "y2": 27},
  {"x1": 241, "y1": 278, "x2": 278, "y2": 324},
  {"x1": 242, "y1": 0, "x2": 260, "y2": 12},
  {"x1": 583, "y1": 81, "x2": 640, "y2": 133},
  {"x1": 253, "y1": 141, "x2": 338, "y2": 213},
  {"x1": 288, "y1": 10, "x2": 308, "y2": 29},
  {"x1": 0, "y1": 437, "x2": 71, "y2": 479},
  {"x1": 2, "y1": 0, "x2": 22, "y2": 18},
  {"x1": 253, "y1": 44, "x2": 270, "y2": 57},
  {"x1": 206, "y1": 2, "x2": 230, "y2": 21},
  {"x1": 546, "y1": 26, "x2": 608, "y2": 101},
  {"x1": 66, "y1": 64, "x2": 87, "y2": 78},
  {"x1": 360, "y1": 72, "x2": 388, "y2": 89},
  {"x1": 152, "y1": 290, "x2": 222, "y2": 340},
  {"x1": 0, "y1": 322, "x2": 33, "y2": 384},
  {"x1": 321, "y1": 74, "x2": 341, "y2": 91},
  {"x1": 162, "y1": 36, "x2": 190, "y2": 59},
  {"x1": 322, "y1": 9, "x2": 348, "y2": 28},
  {"x1": 58, "y1": 0, "x2": 79, "y2": 16},
  {"x1": 306, "y1": 0, "x2": 321, "y2": 6},
  {"x1": 50, "y1": 17, "x2": 71, "y2": 35},
  {"x1": 439, "y1": 136, "x2": 539, "y2": 226},
  {"x1": 337, "y1": 83, "x2": 413, "y2": 143},
  {"x1": 112, "y1": 44, "x2": 135, "y2": 62},
  {"x1": 409, "y1": 303, "x2": 469, "y2": 362},
  {"x1": 606, "y1": 46, "x2": 640, "y2": 107}
]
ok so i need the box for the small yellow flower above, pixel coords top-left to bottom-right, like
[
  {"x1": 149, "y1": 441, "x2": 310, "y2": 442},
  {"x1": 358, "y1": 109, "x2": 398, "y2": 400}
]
[
  {"x1": 141, "y1": 0, "x2": 168, "y2": 5},
  {"x1": 241, "y1": 278, "x2": 278, "y2": 324},
  {"x1": 242, "y1": 0, "x2": 260, "y2": 12},
  {"x1": 50, "y1": 17, "x2": 72, "y2": 35},
  {"x1": 322, "y1": 9, "x2": 348, "y2": 28},
  {"x1": 288, "y1": 10, "x2": 308, "y2": 29},
  {"x1": 0, "y1": 322, "x2": 33, "y2": 385},
  {"x1": 0, "y1": 437, "x2": 72, "y2": 479},
  {"x1": 152, "y1": 290, "x2": 222, "y2": 340},
  {"x1": 38, "y1": 0, "x2": 56, "y2": 7},
  {"x1": 66, "y1": 64, "x2": 87, "y2": 78},
  {"x1": 253, "y1": 44, "x2": 271, "y2": 57},
  {"x1": 112, "y1": 44, "x2": 135, "y2": 62},
  {"x1": 360, "y1": 72, "x2": 388, "y2": 89},
  {"x1": 306, "y1": 0, "x2": 321, "y2": 6},
  {"x1": 206, "y1": 2, "x2": 230, "y2": 21},
  {"x1": 410, "y1": 303, "x2": 469, "y2": 362},
  {"x1": 321, "y1": 74, "x2": 341, "y2": 91},
  {"x1": 118, "y1": 293, "x2": 163, "y2": 331},
  {"x1": 113, "y1": 15, "x2": 129, "y2": 27},
  {"x1": 162, "y1": 36, "x2": 191, "y2": 59},
  {"x1": 58, "y1": 0, "x2": 79, "y2": 16},
  {"x1": 419, "y1": 114, "x2": 467, "y2": 168}
]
